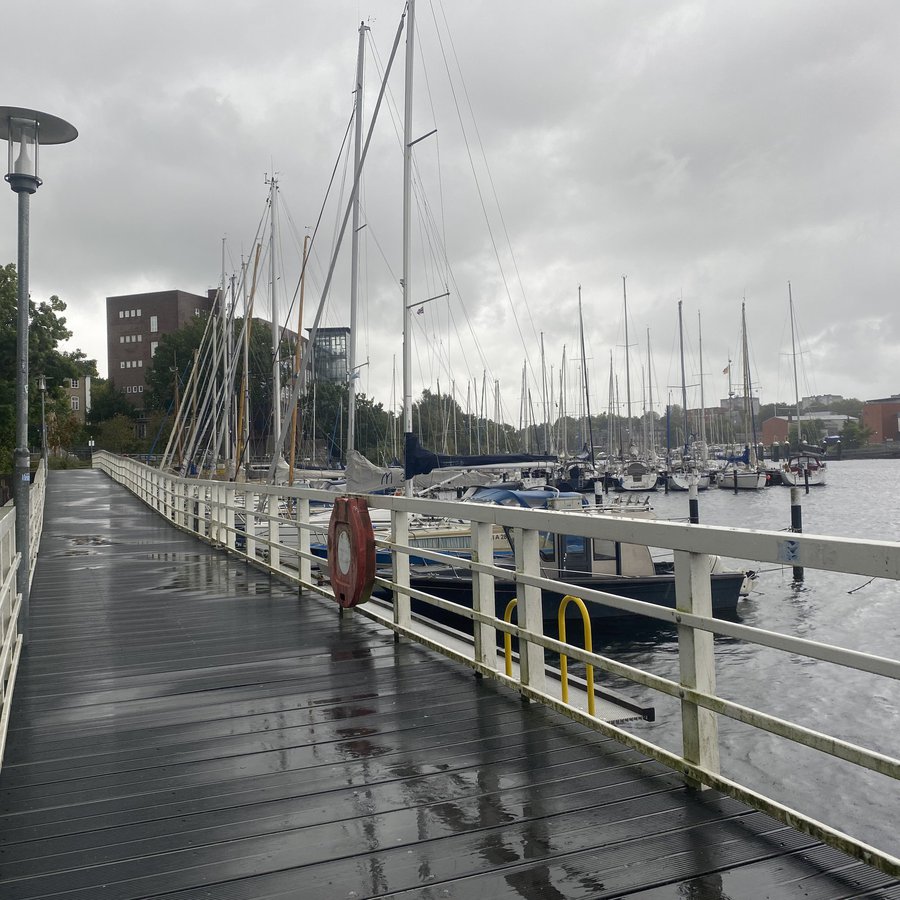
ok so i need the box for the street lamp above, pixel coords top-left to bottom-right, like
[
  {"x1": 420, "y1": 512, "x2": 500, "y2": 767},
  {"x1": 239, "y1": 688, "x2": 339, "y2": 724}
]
[
  {"x1": 38, "y1": 373, "x2": 47, "y2": 465},
  {"x1": 0, "y1": 106, "x2": 77, "y2": 644}
]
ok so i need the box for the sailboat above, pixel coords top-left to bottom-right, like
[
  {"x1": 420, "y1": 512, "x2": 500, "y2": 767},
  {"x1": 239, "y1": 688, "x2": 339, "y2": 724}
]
[
  {"x1": 717, "y1": 301, "x2": 767, "y2": 490},
  {"x1": 614, "y1": 276, "x2": 659, "y2": 492},
  {"x1": 667, "y1": 300, "x2": 710, "y2": 491},
  {"x1": 780, "y1": 282, "x2": 826, "y2": 487}
]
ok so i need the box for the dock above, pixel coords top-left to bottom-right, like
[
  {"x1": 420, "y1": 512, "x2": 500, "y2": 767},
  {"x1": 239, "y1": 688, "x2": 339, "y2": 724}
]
[{"x1": 1, "y1": 469, "x2": 898, "y2": 899}]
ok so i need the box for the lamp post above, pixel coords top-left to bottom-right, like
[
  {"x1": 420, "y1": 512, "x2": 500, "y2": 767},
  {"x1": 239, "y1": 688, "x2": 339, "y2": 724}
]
[
  {"x1": 0, "y1": 106, "x2": 77, "y2": 644},
  {"x1": 38, "y1": 373, "x2": 47, "y2": 465}
]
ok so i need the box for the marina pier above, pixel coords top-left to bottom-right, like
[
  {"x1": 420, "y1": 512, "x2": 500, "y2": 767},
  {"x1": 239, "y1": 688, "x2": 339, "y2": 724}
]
[{"x1": 0, "y1": 460, "x2": 898, "y2": 898}]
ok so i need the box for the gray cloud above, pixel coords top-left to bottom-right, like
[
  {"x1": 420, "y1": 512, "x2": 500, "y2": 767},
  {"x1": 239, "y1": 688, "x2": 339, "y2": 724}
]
[{"x1": 2, "y1": 0, "x2": 898, "y2": 427}]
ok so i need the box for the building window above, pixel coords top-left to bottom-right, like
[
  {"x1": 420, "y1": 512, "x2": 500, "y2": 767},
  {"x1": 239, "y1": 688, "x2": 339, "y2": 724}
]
[
  {"x1": 71, "y1": 397, "x2": 80, "y2": 411},
  {"x1": 150, "y1": 341, "x2": 158, "y2": 356},
  {"x1": 120, "y1": 361, "x2": 125, "y2": 369},
  {"x1": 138, "y1": 334, "x2": 143, "y2": 342},
  {"x1": 71, "y1": 378, "x2": 79, "y2": 389},
  {"x1": 138, "y1": 385, "x2": 143, "y2": 393},
  {"x1": 126, "y1": 386, "x2": 131, "y2": 393},
  {"x1": 120, "y1": 336, "x2": 125, "y2": 343},
  {"x1": 150, "y1": 315, "x2": 158, "y2": 333},
  {"x1": 138, "y1": 360, "x2": 143, "y2": 368},
  {"x1": 194, "y1": 308, "x2": 201, "y2": 316},
  {"x1": 136, "y1": 309, "x2": 141, "y2": 317}
]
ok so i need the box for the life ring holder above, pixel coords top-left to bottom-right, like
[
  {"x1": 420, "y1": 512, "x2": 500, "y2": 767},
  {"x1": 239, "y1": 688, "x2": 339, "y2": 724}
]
[{"x1": 327, "y1": 497, "x2": 376, "y2": 609}]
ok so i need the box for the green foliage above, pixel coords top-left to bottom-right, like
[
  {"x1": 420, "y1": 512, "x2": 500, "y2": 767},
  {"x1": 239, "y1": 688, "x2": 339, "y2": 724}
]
[
  {"x1": 840, "y1": 419, "x2": 872, "y2": 449},
  {"x1": 787, "y1": 420, "x2": 825, "y2": 449},
  {"x1": 144, "y1": 314, "x2": 211, "y2": 412},
  {"x1": 97, "y1": 414, "x2": 141, "y2": 454},
  {"x1": 88, "y1": 378, "x2": 138, "y2": 423},
  {"x1": 0, "y1": 263, "x2": 97, "y2": 472},
  {"x1": 810, "y1": 397, "x2": 863, "y2": 417}
]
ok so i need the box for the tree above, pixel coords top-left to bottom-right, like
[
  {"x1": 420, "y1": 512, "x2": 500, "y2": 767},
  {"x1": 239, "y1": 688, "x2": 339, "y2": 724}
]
[
  {"x1": 840, "y1": 419, "x2": 872, "y2": 449},
  {"x1": 144, "y1": 314, "x2": 210, "y2": 412},
  {"x1": 88, "y1": 378, "x2": 138, "y2": 424},
  {"x1": 0, "y1": 263, "x2": 97, "y2": 471},
  {"x1": 97, "y1": 414, "x2": 141, "y2": 454}
]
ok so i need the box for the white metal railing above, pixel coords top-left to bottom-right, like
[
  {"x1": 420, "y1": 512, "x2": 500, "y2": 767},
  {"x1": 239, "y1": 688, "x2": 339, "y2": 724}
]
[
  {"x1": 0, "y1": 458, "x2": 46, "y2": 769},
  {"x1": 93, "y1": 451, "x2": 900, "y2": 876}
]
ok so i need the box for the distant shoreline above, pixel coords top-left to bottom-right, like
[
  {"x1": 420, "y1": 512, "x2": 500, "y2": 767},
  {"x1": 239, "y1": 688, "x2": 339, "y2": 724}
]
[{"x1": 827, "y1": 445, "x2": 900, "y2": 461}]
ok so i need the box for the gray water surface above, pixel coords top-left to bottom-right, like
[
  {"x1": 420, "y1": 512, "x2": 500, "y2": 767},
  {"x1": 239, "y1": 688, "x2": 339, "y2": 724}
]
[{"x1": 604, "y1": 459, "x2": 899, "y2": 857}]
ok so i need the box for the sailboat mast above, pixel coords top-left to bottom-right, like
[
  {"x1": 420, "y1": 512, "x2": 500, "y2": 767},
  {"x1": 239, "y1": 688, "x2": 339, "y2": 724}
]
[
  {"x1": 678, "y1": 299, "x2": 689, "y2": 453},
  {"x1": 241, "y1": 253, "x2": 252, "y2": 472},
  {"x1": 288, "y1": 234, "x2": 310, "y2": 484},
  {"x1": 698, "y1": 310, "x2": 707, "y2": 449},
  {"x1": 741, "y1": 300, "x2": 757, "y2": 463},
  {"x1": 268, "y1": 176, "x2": 282, "y2": 461},
  {"x1": 577, "y1": 285, "x2": 595, "y2": 465},
  {"x1": 220, "y1": 238, "x2": 230, "y2": 469},
  {"x1": 646, "y1": 328, "x2": 654, "y2": 456},
  {"x1": 622, "y1": 275, "x2": 632, "y2": 449},
  {"x1": 789, "y1": 280, "x2": 802, "y2": 446},
  {"x1": 560, "y1": 346, "x2": 567, "y2": 458},
  {"x1": 401, "y1": 0, "x2": 416, "y2": 496},
  {"x1": 607, "y1": 352, "x2": 614, "y2": 458},
  {"x1": 347, "y1": 20, "x2": 368, "y2": 457},
  {"x1": 541, "y1": 332, "x2": 550, "y2": 453}
]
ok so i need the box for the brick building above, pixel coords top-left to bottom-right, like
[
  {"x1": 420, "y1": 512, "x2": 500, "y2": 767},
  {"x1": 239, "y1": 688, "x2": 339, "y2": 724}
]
[
  {"x1": 862, "y1": 396, "x2": 900, "y2": 444},
  {"x1": 62, "y1": 376, "x2": 91, "y2": 424},
  {"x1": 761, "y1": 413, "x2": 854, "y2": 446},
  {"x1": 106, "y1": 289, "x2": 216, "y2": 408}
]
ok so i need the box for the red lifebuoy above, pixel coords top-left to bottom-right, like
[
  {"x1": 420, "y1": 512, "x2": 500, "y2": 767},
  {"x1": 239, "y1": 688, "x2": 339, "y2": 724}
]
[{"x1": 327, "y1": 497, "x2": 376, "y2": 608}]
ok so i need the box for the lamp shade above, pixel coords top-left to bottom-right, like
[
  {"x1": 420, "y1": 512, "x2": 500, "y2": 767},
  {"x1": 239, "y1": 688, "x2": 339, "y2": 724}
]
[{"x1": 0, "y1": 106, "x2": 78, "y2": 191}]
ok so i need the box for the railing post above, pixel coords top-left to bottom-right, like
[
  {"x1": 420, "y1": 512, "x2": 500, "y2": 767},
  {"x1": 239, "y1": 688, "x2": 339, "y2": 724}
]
[
  {"x1": 472, "y1": 520, "x2": 496, "y2": 671},
  {"x1": 514, "y1": 526, "x2": 546, "y2": 695},
  {"x1": 192, "y1": 484, "x2": 202, "y2": 538},
  {"x1": 225, "y1": 486, "x2": 236, "y2": 551},
  {"x1": 246, "y1": 493, "x2": 257, "y2": 559},
  {"x1": 268, "y1": 492, "x2": 281, "y2": 571},
  {"x1": 392, "y1": 508, "x2": 410, "y2": 631},
  {"x1": 298, "y1": 496, "x2": 311, "y2": 586},
  {"x1": 674, "y1": 548, "x2": 720, "y2": 787},
  {"x1": 174, "y1": 480, "x2": 184, "y2": 528}
]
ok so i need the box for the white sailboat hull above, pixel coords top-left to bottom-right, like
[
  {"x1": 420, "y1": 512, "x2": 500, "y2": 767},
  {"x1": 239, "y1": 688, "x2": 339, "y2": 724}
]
[
  {"x1": 781, "y1": 467, "x2": 826, "y2": 487},
  {"x1": 668, "y1": 471, "x2": 711, "y2": 491},
  {"x1": 716, "y1": 469, "x2": 767, "y2": 490}
]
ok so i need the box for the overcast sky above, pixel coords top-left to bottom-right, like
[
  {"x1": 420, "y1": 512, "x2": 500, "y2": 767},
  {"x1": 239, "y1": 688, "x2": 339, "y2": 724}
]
[{"x1": 3, "y1": 1, "x2": 899, "y2": 425}]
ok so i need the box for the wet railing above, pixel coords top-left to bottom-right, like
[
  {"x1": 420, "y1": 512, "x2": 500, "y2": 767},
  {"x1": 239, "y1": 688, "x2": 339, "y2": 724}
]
[
  {"x1": 92, "y1": 451, "x2": 900, "y2": 876},
  {"x1": 0, "y1": 459, "x2": 45, "y2": 768}
]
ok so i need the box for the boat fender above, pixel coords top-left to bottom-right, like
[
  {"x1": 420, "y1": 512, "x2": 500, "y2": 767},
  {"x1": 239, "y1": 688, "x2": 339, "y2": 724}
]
[{"x1": 327, "y1": 497, "x2": 376, "y2": 608}]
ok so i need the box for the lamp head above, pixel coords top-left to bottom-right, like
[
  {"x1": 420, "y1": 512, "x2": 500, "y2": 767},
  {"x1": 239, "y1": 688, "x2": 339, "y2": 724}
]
[{"x1": 0, "y1": 106, "x2": 78, "y2": 194}]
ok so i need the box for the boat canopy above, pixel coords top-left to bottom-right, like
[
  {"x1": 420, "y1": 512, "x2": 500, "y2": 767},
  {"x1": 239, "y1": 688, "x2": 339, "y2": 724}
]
[
  {"x1": 467, "y1": 487, "x2": 587, "y2": 509},
  {"x1": 404, "y1": 433, "x2": 556, "y2": 479}
]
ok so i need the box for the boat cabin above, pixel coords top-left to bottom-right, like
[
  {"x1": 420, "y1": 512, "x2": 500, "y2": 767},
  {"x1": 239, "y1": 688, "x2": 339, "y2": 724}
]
[{"x1": 467, "y1": 488, "x2": 657, "y2": 580}]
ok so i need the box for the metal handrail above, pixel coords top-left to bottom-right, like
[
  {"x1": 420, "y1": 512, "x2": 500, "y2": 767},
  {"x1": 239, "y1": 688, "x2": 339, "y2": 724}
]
[
  {"x1": 502, "y1": 598, "x2": 517, "y2": 677},
  {"x1": 0, "y1": 458, "x2": 45, "y2": 772},
  {"x1": 91, "y1": 451, "x2": 900, "y2": 876},
  {"x1": 558, "y1": 594, "x2": 595, "y2": 716}
]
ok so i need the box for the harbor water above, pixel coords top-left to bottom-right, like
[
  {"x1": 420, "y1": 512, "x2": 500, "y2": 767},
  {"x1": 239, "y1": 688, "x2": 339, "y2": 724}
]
[{"x1": 598, "y1": 459, "x2": 900, "y2": 857}]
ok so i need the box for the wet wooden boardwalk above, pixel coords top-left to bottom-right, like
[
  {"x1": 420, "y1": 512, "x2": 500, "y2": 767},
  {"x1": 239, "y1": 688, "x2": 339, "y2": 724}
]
[{"x1": 1, "y1": 469, "x2": 897, "y2": 899}]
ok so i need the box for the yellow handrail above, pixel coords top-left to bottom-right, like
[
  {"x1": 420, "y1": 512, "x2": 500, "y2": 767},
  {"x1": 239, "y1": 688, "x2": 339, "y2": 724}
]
[
  {"x1": 502, "y1": 599, "x2": 518, "y2": 677},
  {"x1": 558, "y1": 594, "x2": 596, "y2": 717}
]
